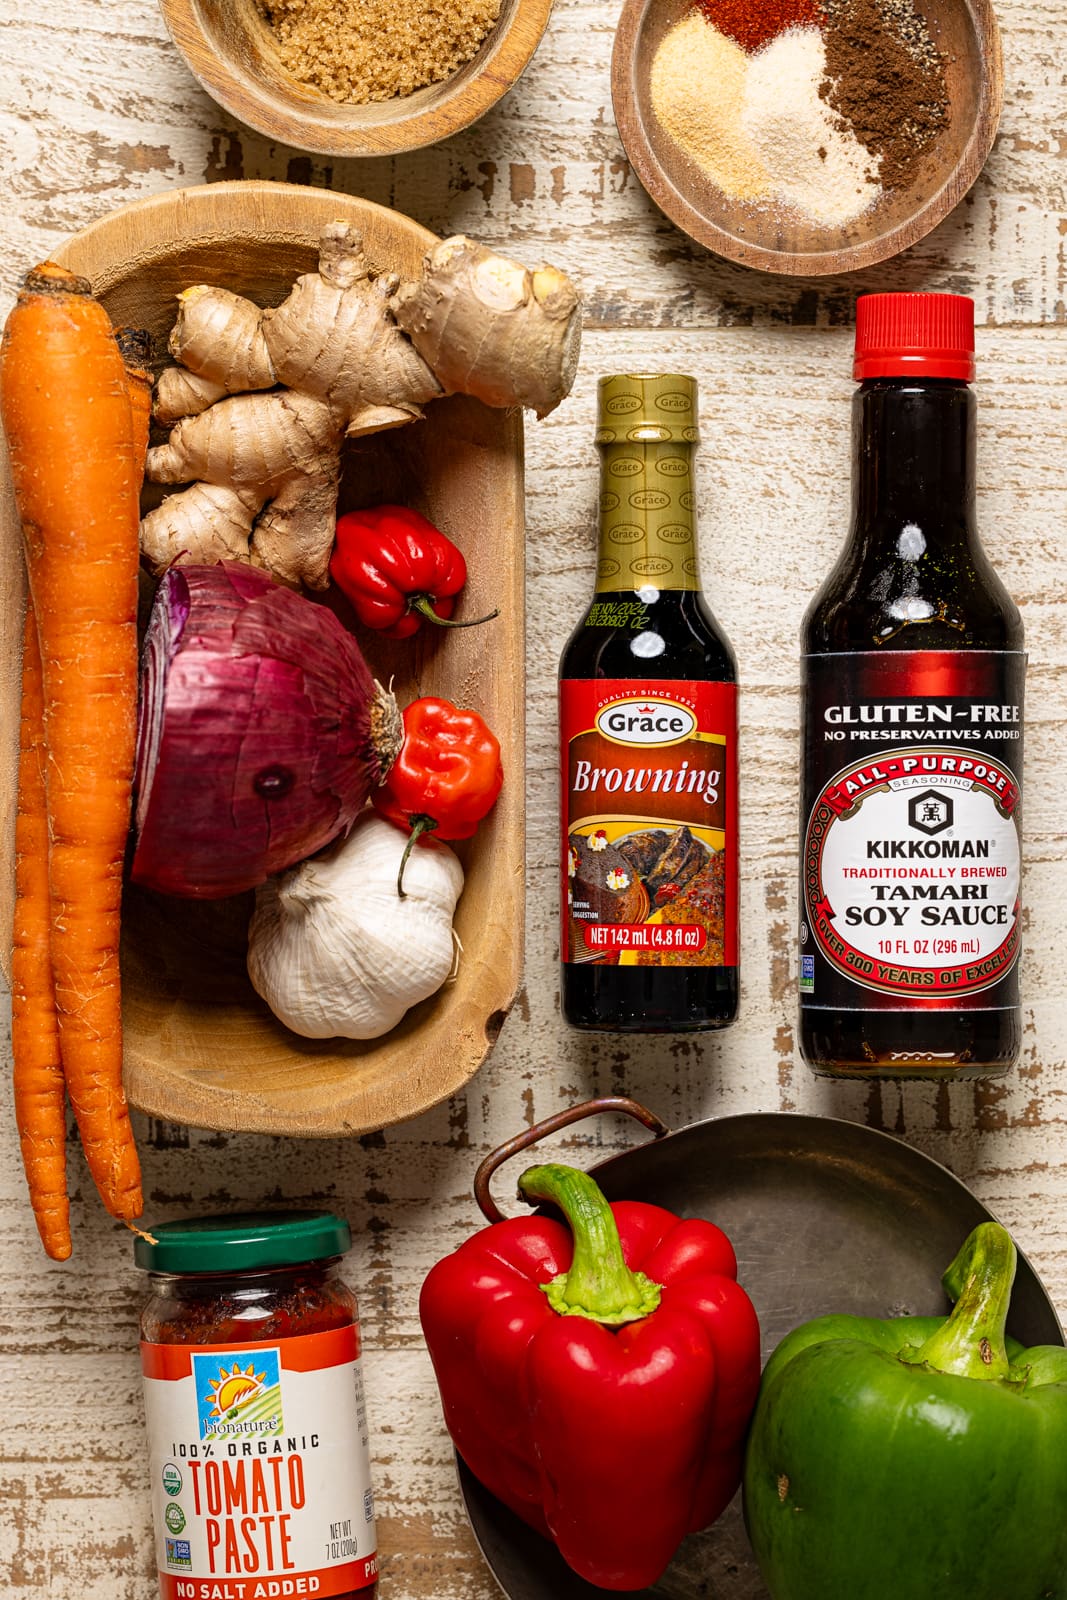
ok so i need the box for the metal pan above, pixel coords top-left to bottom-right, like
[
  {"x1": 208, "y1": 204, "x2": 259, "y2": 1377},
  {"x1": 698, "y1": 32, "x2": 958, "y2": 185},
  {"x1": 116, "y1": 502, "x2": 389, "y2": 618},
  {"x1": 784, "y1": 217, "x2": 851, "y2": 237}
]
[{"x1": 459, "y1": 1098, "x2": 1065, "y2": 1600}]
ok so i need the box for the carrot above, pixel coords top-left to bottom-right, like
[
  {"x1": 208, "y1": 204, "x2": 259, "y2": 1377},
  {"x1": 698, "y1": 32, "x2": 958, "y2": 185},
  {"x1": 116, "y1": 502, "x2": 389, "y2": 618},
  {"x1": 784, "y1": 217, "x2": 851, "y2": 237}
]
[
  {"x1": 11, "y1": 604, "x2": 71, "y2": 1260},
  {"x1": 0, "y1": 261, "x2": 143, "y2": 1225},
  {"x1": 116, "y1": 326, "x2": 153, "y2": 469}
]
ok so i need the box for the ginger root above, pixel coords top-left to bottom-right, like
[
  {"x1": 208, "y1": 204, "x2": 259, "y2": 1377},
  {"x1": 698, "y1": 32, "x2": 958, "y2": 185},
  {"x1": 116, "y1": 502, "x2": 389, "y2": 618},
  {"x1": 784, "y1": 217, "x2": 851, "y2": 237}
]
[
  {"x1": 142, "y1": 224, "x2": 581, "y2": 590},
  {"x1": 391, "y1": 237, "x2": 581, "y2": 419},
  {"x1": 153, "y1": 367, "x2": 227, "y2": 425}
]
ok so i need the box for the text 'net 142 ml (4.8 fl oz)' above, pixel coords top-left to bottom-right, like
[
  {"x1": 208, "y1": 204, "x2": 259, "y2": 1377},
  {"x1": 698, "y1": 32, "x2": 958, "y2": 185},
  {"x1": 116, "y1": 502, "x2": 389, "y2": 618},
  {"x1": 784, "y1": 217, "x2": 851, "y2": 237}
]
[
  {"x1": 800, "y1": 295, "x2": 1025, "y2": 1081},
  {"x1": 559, "y1": 375, "x2": 739, "y2": 1033}
]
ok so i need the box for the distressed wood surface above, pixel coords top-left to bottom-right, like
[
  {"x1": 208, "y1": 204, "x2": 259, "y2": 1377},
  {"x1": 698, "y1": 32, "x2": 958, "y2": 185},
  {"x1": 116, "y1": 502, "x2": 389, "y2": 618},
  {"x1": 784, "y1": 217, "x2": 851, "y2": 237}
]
[{"x1": 2, "y1": 0, "x2": 1067, "y2": 1595}]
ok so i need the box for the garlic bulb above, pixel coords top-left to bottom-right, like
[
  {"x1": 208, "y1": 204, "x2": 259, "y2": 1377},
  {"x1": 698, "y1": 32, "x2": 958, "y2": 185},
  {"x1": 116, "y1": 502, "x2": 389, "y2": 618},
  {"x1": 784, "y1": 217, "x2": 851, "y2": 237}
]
[{"x1": 247, "y1": 811, "x2": 465, "y2": 1039}]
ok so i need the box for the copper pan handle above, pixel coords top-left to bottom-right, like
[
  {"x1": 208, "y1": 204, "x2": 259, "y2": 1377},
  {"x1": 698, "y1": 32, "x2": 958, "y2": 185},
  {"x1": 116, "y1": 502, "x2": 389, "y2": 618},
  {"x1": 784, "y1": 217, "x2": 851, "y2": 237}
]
[{"x1": 474, "y1": 1096, "x2": 671, "y2": 1223}]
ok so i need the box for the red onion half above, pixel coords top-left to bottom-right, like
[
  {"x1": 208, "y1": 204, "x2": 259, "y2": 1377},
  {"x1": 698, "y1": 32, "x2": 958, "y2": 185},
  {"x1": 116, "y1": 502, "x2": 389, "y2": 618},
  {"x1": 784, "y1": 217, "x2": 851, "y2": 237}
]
[{"x1": 131, "y1": 562, "x2": 402, "y2": 898}]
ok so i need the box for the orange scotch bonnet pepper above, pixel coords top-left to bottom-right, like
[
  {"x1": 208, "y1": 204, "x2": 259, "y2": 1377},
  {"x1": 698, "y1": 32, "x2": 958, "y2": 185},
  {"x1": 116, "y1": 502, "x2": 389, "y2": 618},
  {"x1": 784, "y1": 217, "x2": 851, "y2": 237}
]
[{"x1": 373, "y1": 696, "x2": 503, "y2": 893}]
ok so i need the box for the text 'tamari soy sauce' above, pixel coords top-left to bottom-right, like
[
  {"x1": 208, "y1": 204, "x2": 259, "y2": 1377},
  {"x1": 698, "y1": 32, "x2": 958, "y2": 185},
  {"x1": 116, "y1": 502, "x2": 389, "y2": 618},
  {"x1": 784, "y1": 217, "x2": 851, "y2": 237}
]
[
  {"x1": 559, "y1": 374, "x2": 739, "y2": 1032},
  {"x1": 800, "y1": 295, "x2": 1024, "y2": 1080}
]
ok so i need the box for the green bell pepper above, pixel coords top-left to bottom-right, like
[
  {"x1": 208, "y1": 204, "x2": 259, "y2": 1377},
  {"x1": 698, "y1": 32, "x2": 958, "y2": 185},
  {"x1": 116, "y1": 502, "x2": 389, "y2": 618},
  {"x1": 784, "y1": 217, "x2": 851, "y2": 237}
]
[{"x1": 744, "y1": 1223, "x2": 1067, "y2": 1600}]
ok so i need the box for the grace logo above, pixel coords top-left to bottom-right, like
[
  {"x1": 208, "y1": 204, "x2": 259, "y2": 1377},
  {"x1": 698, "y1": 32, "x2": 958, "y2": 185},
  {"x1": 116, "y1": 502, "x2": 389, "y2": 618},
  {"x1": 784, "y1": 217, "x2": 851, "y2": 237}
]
[{"x1": 596, "y1": 698, "x2": 696, "y2": 746}]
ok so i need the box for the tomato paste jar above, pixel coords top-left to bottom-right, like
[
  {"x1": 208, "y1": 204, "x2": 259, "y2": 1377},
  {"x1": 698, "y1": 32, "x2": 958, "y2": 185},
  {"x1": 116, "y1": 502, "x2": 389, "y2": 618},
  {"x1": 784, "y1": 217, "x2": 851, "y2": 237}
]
[{"x1": 136, "y1": 1212, "x2": 378, "y2": 1600}]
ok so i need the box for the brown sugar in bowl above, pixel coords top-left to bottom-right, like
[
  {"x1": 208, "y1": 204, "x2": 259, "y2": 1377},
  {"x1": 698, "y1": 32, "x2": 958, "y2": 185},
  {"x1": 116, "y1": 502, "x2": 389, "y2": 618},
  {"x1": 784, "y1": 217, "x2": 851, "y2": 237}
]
[
  {"x1": 612, "y1": 0, "x2": 1003, "y2": 276},
  {"x1": 159, "y1": 0, "x2": 555, "y2": 157},
  {"x1": 0, "y1": 182, "x2": 525, "y2": 1137}
]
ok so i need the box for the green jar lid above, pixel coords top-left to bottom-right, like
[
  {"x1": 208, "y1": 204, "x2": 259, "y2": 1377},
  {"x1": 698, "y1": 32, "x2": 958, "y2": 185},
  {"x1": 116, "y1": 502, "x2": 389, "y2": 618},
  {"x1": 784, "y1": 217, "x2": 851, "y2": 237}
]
[{"x1": 134, "y1": 1211, "x2": 352, "y2": 1275}]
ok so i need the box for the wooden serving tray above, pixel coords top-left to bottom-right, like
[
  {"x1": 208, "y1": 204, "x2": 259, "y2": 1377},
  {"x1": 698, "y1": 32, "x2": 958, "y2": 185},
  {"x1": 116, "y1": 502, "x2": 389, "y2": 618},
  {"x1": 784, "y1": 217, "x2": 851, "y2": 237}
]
[{"x1": 0, "y1": 181, "x2": 525, "y2": 1137}]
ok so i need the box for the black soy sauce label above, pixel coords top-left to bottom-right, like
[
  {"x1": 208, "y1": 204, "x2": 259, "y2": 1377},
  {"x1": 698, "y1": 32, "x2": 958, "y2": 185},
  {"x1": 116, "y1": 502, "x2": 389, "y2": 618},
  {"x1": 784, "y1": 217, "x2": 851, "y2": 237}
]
[{"x1": 800, "y1": 651, "x2": 1024, "y2": 1012}]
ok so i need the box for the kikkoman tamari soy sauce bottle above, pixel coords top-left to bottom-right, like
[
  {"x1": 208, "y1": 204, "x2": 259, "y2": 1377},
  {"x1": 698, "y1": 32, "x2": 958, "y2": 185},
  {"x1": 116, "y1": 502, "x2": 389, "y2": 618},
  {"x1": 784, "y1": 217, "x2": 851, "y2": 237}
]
[
  {"x1": 800, "y1": 295, "x2": 1025, "y2": 1080},
  {"x1": 559, "y1": 374, "x2": 738, "y2": 1032}
]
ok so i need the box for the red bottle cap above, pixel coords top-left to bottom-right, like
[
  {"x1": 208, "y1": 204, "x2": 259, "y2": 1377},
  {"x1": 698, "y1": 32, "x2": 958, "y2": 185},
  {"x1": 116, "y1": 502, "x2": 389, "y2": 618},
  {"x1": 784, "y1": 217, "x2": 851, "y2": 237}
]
[{"x1": 853, "y1": 293, "x2": 976, "y2": 383}]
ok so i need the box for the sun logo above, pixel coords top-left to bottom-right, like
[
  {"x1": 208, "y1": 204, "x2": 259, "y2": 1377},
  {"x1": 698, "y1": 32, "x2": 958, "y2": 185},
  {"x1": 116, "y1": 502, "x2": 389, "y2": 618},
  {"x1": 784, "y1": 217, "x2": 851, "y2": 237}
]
[{"x1": 205, "y1": 1363, "x2": 266, "y2": 1419}]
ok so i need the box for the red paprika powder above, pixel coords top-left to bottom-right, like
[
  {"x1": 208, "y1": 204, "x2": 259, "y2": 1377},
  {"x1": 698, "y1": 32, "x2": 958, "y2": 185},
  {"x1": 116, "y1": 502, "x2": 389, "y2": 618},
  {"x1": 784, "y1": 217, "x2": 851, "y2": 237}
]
[{"x1": 693, "y1": 0, "x2": 824, "y2": 53}]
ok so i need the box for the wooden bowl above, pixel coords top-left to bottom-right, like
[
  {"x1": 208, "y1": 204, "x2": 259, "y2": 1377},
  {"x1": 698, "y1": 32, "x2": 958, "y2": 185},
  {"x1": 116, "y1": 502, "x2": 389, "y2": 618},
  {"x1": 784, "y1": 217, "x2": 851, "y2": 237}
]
[
  {"x1": 0, "y1": 181, "x2": 525, "y2": 1136},
  {"x1": 612, "y1": 0, "x2": 1003, "y2": 276},
  {"x1": 159, "y1": 0, "x2": 554, "y2": 157}
]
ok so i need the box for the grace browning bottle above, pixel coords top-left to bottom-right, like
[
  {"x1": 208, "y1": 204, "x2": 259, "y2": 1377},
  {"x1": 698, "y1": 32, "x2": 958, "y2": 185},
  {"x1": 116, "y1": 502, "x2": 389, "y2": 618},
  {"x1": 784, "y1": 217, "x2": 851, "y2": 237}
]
[
  {"x1": 559, "y1": 374, "x2": 739, "y2": 1032},
  {"x1": 799, "y1": 295, "x2": 1024, "y2": 1080}
]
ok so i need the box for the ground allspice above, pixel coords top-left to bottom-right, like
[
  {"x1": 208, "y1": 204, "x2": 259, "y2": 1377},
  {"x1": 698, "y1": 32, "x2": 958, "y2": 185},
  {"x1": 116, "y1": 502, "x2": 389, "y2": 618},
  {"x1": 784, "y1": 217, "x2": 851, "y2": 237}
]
[
  {"x1": 820, "y1": 0, "x2": 949, "y2": 189},
  {"x1": 693, "y1": 0, "x2": 824, "y2": 54}
]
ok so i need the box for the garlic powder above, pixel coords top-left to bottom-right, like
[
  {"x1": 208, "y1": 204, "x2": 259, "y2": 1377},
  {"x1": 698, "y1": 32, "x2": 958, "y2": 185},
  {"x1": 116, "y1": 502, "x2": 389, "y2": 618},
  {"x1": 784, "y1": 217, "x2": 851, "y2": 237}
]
[{"x1": 741, "y1": 27, "x2": 881, "y2": 227}]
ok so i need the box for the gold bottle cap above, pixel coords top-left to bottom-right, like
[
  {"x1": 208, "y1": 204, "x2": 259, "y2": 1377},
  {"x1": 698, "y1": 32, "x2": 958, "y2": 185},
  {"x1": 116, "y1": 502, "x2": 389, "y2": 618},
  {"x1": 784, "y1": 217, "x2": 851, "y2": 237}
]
[{"x1": 596, "y1": 373, "x2": 700, "y2": 445}]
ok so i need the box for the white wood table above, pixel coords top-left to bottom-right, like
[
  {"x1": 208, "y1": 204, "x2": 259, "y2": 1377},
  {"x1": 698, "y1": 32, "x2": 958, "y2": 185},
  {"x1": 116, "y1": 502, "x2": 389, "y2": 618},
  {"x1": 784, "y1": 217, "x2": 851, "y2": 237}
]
[{"x1": 2, "y1": 1, "x2": 1065, "y2": 1594}]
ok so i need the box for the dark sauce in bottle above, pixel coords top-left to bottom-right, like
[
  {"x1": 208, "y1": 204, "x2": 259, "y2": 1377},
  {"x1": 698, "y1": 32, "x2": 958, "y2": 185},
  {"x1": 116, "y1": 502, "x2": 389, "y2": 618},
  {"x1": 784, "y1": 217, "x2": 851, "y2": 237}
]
[
  {"x1": 800, "y1": 296, "x2": 1024, "y2": 1080},
  {"x1": 559, "y1": 375, "x2": 739, "y2": 1033}
]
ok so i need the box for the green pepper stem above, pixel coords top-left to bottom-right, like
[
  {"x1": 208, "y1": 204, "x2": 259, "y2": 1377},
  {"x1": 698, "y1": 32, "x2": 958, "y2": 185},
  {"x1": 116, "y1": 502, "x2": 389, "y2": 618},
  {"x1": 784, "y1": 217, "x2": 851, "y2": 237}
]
[
  {"x1": 518, "y1": 1163, "x2": 662, "y2": 1326},
  {"x1": 396, "y1": 814, "x2": 439, "y2": 898},
  {"x1": 906, "y1": 1222, "x2": 1017, "y2": 1381},
  {"x1": 410, "y1": 595, "x2": 500, "y2": 629}
]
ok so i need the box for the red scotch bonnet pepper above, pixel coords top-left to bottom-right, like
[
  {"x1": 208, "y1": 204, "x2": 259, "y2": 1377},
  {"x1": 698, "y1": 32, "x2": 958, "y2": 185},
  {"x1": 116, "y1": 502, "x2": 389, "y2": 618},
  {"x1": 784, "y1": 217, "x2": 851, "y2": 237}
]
[
  {"x1": 420, "y1": 1163, "x2": 761, "y2": 1590},
  {"x1": 330, "y1": 504, "x2": 499, "y2": 638},
  {"x1": 373, "y1": 695, "x2": 503, "y2": 894}
]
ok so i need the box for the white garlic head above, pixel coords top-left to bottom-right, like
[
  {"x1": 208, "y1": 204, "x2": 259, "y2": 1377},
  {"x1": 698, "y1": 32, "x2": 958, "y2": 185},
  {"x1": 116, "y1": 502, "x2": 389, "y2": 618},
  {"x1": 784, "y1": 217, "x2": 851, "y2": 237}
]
[{"x1": 247, "y1": 811, "x2": 465, "y2": 1040}]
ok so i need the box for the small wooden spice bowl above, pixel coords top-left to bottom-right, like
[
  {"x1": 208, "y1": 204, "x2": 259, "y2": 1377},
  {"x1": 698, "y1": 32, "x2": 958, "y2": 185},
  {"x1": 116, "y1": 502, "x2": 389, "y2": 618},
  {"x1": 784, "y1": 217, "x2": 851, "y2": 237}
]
[
  {"x1": 159, "y1": 0, "x2": 554, "y2": 157},
  {"x1": 0, "y1": 181, "x2": 525, "y2": 1137},
  {"x1": 612, "y1": 0, "x2": 1003, "y2": 276}
]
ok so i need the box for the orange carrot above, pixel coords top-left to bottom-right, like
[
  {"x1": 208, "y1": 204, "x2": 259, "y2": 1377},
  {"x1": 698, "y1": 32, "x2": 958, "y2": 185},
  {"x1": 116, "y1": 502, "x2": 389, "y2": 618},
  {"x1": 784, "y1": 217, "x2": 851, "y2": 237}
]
[
  {"x1": 11, "y1": 604, "x2": 71, "y2": 1260},
  {"x1": 0, "y1": 261, "x2": 143, "y2": 1225},
  {"x1": 116, "y1": 326, "x2": 153, "y2": 469}
]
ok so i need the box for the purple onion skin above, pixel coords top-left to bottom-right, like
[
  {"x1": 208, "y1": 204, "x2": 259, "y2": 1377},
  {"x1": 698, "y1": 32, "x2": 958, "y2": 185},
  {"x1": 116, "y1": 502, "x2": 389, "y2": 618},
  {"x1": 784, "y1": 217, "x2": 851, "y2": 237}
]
[{"x1": 132, "y1": 562, "x2": 386, "y2": 898}]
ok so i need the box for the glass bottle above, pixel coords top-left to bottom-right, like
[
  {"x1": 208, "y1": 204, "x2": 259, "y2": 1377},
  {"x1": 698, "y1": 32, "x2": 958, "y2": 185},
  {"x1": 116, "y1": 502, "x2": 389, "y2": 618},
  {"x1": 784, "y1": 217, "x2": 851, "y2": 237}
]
[
  {"x1": 800, "y1": 295, "x2": 1024, "y2": 1080},
  {"x1": 559, "y1": 374, "x2": 739, "y2": 1032}
]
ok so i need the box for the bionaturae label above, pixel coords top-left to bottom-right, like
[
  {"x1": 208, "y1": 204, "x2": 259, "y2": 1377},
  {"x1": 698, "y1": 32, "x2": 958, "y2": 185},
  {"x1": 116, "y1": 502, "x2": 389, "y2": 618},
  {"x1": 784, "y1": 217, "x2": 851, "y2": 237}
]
[{"x1": 141, "y1": 1327, "x2": 377, "y2": 1600}]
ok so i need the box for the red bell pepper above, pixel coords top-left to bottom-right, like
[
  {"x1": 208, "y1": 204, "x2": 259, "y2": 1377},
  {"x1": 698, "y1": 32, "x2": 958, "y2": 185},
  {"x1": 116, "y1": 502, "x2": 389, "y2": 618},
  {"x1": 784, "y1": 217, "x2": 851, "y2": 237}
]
[
  {"x1": 420, "y1": 1162, "x2": 761, "y2": 1591},
  {"x1": 330, "y1": 504, "x2": 498, "y2": 638},
  {"x1": 373, "y1": 695, "x2": 503, "y2": 894}
]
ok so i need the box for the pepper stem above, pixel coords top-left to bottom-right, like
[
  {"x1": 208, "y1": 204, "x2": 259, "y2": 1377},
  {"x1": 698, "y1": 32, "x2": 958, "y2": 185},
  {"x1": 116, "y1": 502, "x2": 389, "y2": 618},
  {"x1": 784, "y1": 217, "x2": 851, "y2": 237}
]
[
  {"x1": 518, "y1": 1163, "x2": 662, "y2": 1327},
  {"x1": 905, "y1": 1222, "x2": 1017, "y2": 1381},
  {"x1": 410, "y1": 595, "x2": 500, "y2": 629},
  {"x1": 396, "y1": 814, "x2": 439, "y2": 898}
]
